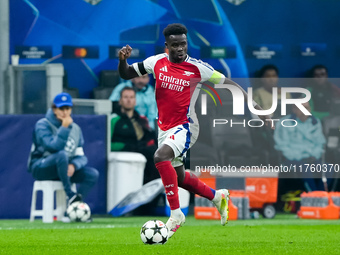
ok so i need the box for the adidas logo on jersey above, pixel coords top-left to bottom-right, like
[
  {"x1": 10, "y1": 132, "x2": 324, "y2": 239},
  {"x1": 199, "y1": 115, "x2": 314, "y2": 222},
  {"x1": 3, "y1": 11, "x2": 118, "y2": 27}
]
[{"x1": 160, "y1": 66, "x2": 168, "y2": 72}]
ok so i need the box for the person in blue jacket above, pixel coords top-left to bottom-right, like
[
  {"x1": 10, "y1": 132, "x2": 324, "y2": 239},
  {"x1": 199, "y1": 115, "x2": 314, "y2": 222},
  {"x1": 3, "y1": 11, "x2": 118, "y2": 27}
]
[
  {"x1": 274, "y1": 101, "x2": 330, "y2": 191},
  {"x1": 28, "y1": 93, "x2": 99, "y2": 205}
]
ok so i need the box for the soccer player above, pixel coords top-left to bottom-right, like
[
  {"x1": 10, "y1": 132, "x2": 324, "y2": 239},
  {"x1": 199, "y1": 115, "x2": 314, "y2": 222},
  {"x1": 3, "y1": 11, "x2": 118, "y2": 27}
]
[{"x1": 118, "y1": 23, "x2": 270, "y2": 238}]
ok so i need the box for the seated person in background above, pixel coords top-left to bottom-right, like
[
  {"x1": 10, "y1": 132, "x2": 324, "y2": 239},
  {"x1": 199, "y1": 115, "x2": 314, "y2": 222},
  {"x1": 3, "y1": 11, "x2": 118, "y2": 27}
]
[
  {"x1": 111, "y1": 87, "x2": 160, "y2": 184},
  {"x1": 306, "y1": 65, "x2": 340, "y2": 120},
  {"x1": 253, "y1": 64, "x2": 291, "y2": 118},
  {"x1": 28, "y1": 93, "x2": 99, "y2": 206},
  {"x1": 252, "y1": 65, "x2": 291, "y2": 165},
  {"x1": 274, "y1": 101, "x2": 330, "y2": 191},
  {"x1": 109, "y1": 74, "x2": 157, "y2": 130}
]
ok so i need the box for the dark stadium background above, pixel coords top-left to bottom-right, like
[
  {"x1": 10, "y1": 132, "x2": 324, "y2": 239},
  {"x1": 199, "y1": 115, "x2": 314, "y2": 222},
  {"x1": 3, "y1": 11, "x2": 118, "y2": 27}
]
[{"x1": 10, "y1": 0, "x2": 340, "y2": 98}]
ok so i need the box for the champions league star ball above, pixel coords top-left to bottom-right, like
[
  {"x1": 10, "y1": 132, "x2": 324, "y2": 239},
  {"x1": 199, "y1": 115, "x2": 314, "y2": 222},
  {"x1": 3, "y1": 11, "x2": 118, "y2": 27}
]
[
  {"x1": 67, "y1": 202, "x2": 91, "y2": 222},
  {"x1": 140, "y1": 220, "x2": 168, "y2": 245}
]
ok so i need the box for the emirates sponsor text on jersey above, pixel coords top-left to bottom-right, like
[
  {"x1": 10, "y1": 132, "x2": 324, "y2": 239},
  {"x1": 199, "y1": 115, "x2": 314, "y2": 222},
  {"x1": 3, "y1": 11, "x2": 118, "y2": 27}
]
[{"x1": 159, "y1": 73, "x2": 190, "y2": 87}]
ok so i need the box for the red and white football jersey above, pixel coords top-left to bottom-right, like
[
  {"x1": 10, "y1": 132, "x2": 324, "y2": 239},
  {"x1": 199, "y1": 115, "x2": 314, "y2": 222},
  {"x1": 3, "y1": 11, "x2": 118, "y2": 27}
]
[{"x1": 133, "y1": 54, "x2": 225, "y2": 131}]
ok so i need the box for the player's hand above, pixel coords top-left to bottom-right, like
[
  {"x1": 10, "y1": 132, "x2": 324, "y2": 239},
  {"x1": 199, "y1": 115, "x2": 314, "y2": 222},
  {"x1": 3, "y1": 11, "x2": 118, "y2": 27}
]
[
  {"x1": 119, "y1": 45, "x2": 132, "y2": 61},
  {"x1": 67, "y1": 164, "x2": 75, "y2": 177},
  {"x1": 61, "y1": 116, "x2": 73, "y2": 128},
  {"x1": 259, "y1": 115, "x2": 275, "y2": 129}
]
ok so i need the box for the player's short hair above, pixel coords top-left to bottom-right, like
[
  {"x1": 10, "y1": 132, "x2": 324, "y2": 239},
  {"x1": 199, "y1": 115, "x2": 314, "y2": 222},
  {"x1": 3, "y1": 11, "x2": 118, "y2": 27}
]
[
  {"x1": 120, "y1": 86, "x2": 135, "y2": 98},
  {"x1": 304, "y1": 64, "x2": 328, "y2": 78},
  {"x1": 311, "y1": 64, "x2": 328, "y2": 75},
  {"x1": 258, "y1": 64, "x2": 279, "y2": 77},
  {"x1": 163, "y1": 23, "x2": 188, "y2": 39}
]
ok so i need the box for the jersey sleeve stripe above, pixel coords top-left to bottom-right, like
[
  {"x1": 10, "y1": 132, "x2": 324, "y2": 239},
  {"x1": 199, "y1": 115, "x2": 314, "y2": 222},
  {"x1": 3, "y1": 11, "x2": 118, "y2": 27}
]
[
  {"x1": 188, "y1": 57, "x2": 214, "y2": 71},
  {"x1": 138, "y1": 62, "x2": 147, "y2": 75},
  {"x1": 132, "y1": 63, "x2": 142, "y2": 76}
]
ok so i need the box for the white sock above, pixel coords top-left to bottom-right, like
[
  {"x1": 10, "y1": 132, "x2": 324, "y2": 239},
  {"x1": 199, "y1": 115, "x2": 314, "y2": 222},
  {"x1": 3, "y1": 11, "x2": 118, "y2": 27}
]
[
  {"x1": 171, "y1": 208, "x2": 183, "y2": 219},
  {"x1": 212, "y1": 190, "x2": 221, "y2": 203}
]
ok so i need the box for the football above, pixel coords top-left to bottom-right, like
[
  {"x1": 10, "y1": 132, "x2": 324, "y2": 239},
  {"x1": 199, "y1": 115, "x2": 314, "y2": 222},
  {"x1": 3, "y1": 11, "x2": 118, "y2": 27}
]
[
  {"x1": 140, "y1": 220, "x2": 168, "y2": 245},
  {"x1": 67, "y1": 202, "x2": 91, "y2": 222}
]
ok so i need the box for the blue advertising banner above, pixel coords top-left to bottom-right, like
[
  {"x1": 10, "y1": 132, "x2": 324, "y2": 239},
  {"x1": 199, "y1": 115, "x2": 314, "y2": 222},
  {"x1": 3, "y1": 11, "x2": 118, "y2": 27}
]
[
  {"x1": 299, "y1": 43, "x2": 327, "y2": 57},
  {"x1": 247, "y1": 44, "x2": 283, "y2": 59},
  {"x1": 200, "y1": 46, "x2": 237, "y2": 59},
  {"x1": 62, "y1": 46, "x2": 99, "y2": 59},
  {"x1": 15, "y1": 46, "x2": 52, "y2": 59}
]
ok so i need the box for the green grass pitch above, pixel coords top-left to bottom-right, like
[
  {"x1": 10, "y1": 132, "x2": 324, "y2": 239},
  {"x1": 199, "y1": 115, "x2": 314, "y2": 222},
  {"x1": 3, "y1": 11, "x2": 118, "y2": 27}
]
[{"x1": 1, "y1": 214, "x2": 339, "y2": 254}]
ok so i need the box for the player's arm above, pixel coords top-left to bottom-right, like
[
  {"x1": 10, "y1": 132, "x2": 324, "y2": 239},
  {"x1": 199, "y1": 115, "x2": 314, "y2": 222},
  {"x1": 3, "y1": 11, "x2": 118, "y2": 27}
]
[
  {"x1": 223, "y1": 77, "x2": 274, "y2": 129},
  {"x1": 118, "y1": 45, "x2": 139, "y2": 80}
]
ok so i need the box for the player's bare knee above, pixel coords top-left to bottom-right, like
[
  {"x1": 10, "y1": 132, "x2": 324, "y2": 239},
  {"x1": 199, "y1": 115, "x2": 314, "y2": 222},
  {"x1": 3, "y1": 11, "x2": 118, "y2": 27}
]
[
  {"x1": 154, "y1": 144, "x2": 176, "y2": 164},
  {"x1": 153, "y1": 152, "x2": 166, "y2": 164},
  {"x1": 154, "y1": 150, "x2": 172, "y2": 164}
]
